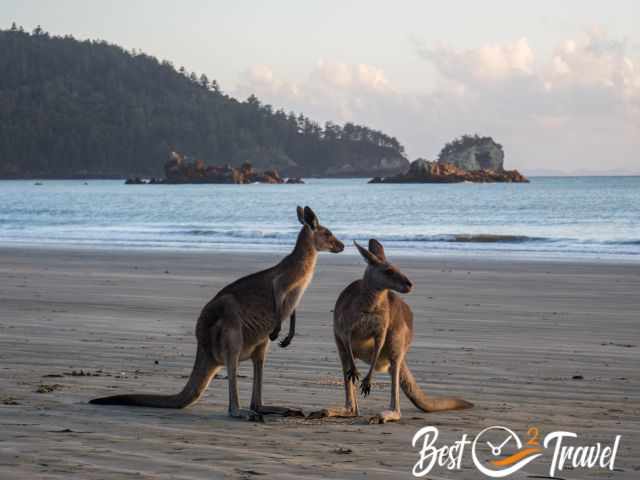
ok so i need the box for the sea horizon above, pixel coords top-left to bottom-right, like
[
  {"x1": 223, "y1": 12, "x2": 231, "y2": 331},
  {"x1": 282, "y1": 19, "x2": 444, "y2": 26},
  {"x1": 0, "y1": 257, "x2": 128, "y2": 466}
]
[{"x1": 2, "y1": 176, "x2": 638, "y2": 261}]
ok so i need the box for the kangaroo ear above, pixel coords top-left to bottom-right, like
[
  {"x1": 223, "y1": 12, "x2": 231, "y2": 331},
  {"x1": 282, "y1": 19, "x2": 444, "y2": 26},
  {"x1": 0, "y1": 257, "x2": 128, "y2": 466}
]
[
  {"x1": 354, "y1": 241, "x2": 381, "y2": 265},
  {"x1": 368, "y1": 239, "x2": 386, "y2": 262},
  {"x1": 303, "y1": 206, "x2": 319, "y2": 230},
  {"x1": 296, "y1": 206, "x2": 306, "y2": 225}
]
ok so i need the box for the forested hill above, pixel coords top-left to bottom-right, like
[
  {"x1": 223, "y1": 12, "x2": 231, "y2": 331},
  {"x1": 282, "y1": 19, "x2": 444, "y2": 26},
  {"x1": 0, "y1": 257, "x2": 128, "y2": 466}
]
[{"x1": 0, "y1": 25, "x2": 408, "y2": 179}]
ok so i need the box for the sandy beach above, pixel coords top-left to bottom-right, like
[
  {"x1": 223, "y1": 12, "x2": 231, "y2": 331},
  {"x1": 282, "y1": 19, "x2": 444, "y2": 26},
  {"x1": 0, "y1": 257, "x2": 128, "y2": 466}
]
[{"x1": 0, "y1": 247, "x2": 638, "y2": 479}]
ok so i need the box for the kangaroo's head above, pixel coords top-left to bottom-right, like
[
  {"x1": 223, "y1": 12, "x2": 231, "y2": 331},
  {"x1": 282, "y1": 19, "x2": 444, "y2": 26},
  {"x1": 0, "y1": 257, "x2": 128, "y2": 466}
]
[
  {"x1": 354, "y1": 239, "x2": 413, "y2": 293},
  {"x1": 297, "y1": 206, "x2": 344, "y2": 253}
]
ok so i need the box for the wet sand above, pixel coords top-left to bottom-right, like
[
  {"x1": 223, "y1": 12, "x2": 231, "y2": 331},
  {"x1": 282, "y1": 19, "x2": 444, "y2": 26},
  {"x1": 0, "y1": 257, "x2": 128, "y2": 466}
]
[{"x1": 0, "y1": 247, "x2": 638, "y2": 479}]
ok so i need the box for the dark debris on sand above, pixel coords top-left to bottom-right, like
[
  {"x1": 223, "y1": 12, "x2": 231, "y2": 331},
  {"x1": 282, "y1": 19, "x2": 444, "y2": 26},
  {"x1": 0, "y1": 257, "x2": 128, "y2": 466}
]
[{"x1": 36, "y1": 384, "x2": 64, "y2": 393}]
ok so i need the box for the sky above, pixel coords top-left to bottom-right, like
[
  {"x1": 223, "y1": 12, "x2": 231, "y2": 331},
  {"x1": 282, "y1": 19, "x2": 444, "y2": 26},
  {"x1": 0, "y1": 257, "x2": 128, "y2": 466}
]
[{"x1": 2, "y1": 1, "x2": 639, "y2": 173}]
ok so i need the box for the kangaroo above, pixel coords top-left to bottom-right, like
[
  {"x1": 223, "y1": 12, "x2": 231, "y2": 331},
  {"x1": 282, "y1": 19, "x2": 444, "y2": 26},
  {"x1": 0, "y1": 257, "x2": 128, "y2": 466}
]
[
  {"x1": 314, "y1": 239, "x2": 472, "y2": 423},
  {"x1": 90, "y1": 206, "x2": 344, "y2": 420}
]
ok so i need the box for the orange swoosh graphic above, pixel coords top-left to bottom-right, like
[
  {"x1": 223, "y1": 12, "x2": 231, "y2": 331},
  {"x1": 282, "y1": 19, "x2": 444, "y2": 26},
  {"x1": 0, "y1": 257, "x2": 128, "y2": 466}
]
[{"x1": 491, "y1": 447, "x2": 542, "y2": 467}]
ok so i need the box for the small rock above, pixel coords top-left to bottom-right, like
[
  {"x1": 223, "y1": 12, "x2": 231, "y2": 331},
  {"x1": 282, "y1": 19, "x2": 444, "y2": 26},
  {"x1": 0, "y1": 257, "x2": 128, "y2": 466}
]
[
  {"x1": 36, "y1": 384, "x2": 63, "y2": 393},
  {"x1": 333, "y1": 447, "x2": 353, "y2": 454},
  {"x1": 235, "y1": 469, "x2": 266, "y2": 476}
]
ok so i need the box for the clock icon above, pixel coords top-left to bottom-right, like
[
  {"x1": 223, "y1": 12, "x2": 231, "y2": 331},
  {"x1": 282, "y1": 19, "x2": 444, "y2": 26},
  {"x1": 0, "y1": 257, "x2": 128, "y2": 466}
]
[{"x1": 472, "y1": 426, "x2": 542, "y2": 478}]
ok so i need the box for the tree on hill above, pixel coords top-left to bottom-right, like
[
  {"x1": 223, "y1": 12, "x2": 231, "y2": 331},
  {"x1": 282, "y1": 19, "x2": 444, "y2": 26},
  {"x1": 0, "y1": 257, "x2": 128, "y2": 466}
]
[
  {"x1": 437, "y1": 134, "x2": 502, "y2": 161},
  {"x1": 0, "y1": 25, "x2": 407, "y2": 178}
]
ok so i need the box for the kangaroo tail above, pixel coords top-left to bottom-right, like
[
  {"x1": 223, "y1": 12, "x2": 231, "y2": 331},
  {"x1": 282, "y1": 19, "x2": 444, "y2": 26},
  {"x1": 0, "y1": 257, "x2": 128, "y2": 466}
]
[
  {"x1": 90, "y1": 346, "x2": 216, "y2": 409},
  {"x1": 400, "y1": 362, "x2": 473, "y2": 412}
]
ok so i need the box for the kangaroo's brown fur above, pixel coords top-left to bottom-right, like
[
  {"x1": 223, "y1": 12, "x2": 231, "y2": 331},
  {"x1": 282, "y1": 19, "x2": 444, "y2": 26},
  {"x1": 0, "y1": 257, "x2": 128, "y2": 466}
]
[
  {"x1": 90, "y1": 206, "x2": 344, "y2": 420},
  {"x1": 314, "y1": 239, "x2": 472, "y2": 423}
]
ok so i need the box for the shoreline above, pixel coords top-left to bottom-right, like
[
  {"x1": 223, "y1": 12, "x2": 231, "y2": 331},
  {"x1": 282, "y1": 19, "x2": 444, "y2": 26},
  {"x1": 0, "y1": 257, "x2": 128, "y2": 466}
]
[
  {"x1": 1, "y1": 242, "x2": 639, "y2": 265},
  {"x1": 0, "y1": 246, "x2": 638, "y2": 478}
]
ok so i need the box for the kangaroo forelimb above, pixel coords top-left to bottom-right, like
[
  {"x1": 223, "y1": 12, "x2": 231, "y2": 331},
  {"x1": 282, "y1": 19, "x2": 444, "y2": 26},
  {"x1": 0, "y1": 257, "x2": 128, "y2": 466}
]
[
  {"x1": 279, "y1": 310, "x2": 296, "y2": 348},
  {"x1": 268, "y1": 323, "x2": 281, "y2": 341},
  {"x1": 361, "y1": 330, "x2": 386, "y2": 397}
]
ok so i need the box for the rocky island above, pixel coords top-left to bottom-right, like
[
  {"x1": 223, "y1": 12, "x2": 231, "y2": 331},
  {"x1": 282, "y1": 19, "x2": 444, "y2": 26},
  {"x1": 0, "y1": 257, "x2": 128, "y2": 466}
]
[
  {"x1": 126, "y1": 151, "x2": 303, "y2": 185},
  {"x1": 369, "y1": 135, "x2": 528, "y2": 184},
  {"x1": 164, "y1": 151, "x2": 287, "y2": 184}
]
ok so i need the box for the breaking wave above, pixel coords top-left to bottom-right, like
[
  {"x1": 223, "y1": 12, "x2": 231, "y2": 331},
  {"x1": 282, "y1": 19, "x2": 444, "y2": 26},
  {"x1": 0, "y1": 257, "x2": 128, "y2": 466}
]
[{"x1": 181, "y1": 229, "x2": 549, "y2": 244}]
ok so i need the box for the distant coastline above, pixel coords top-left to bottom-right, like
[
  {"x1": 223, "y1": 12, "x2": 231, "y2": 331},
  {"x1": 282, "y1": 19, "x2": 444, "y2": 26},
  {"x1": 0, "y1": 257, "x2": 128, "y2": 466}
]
[
  {"x1": 523, "y1": 170, "x2": 640, "y2": 177},
  {"x1": 0, "y1": 27, "x2": 408, "y2": 180},
  {"x1": 3, "y1": 173, "x2": 640, "y2": 181},
  {"x1": 7, "y1": 174, "x2": 562, "y2": 183}
]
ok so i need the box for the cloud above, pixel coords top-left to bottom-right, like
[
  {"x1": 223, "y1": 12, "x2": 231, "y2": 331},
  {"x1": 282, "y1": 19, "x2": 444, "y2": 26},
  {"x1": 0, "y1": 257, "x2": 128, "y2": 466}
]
[
  {"x1": 236, "y1": 60, "x2": 397, "y2": 122},
  {"x1": 543, "y1": 30, "x2": 639, "y2": 109},
  {"x1": 311, "y1": 60, "x2": 393, "y2": 92},
  {"x1": 418, "y1": 37, "x2": 535, "y2": 83},
  {"x1": 235, "y1": 29, "x2": 640, "y2": 172}
]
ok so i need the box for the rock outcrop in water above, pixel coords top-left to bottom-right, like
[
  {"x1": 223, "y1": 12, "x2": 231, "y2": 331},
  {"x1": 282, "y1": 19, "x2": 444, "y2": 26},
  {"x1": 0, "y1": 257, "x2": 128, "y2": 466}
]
[
  {"x1": 125, "y1": 152, "x2": 297, "y2": 184},
  {"x1": 369, "y1": 135, "x2": 528, "y2": 184},
  {"x1": 369, "y1": 158, "x2": 528, "y2": 183},
  {"x1": 285, "y1": 177, "x2": 305, "y2": 184},
  {"x1": 162, "y1": 152, "x2": 286, "y2": 184}
]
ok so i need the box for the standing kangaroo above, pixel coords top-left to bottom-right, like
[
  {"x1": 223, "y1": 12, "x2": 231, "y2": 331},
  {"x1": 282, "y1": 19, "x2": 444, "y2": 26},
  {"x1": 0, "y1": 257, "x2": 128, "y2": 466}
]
[
  {"x1": 315, "y1": 239, "x2": 472, "y2": 423},
  {"x1": 90, "y1": 206, "x2": 344, "y2": 420}
]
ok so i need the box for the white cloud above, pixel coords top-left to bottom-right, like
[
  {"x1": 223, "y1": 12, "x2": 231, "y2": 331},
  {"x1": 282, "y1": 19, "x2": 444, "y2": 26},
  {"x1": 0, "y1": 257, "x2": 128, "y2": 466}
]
[
  {"x1": 236, "y1": 61, "x2": 397, "y2": 123},
  {"x1": 545, "y1": 29, "x2": 638, "y2": 94},
  {"x1": 311, "y1": 60, "x2": 392, "y2": 91},
  {"x1": 239, "y1": 64, "x2": 301, "y2": 98},
  {"x1": 235, "y1": 29, "x2": 640, "y2": 173},
  {"x1": 419, "y1": 37, "x2": 535, "y2": 82}
]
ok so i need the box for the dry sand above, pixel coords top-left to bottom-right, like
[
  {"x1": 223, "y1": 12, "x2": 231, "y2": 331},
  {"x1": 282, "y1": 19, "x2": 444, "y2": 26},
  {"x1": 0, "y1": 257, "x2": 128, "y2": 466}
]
[{"x1": 0, "y1": 247, "x2": 638, "y2": 479}]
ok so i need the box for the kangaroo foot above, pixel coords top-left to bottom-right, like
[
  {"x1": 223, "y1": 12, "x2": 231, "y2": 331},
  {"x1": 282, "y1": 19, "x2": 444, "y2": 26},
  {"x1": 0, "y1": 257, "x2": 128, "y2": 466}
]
[
  {"x1": 307, "y1": 407, "x2": 358, "y2": 419},
  {"x1": 229, "y1": 408, "x2": 264, "y2": 422},
  {"x1": 360, "y1": 376, "x2": 372, "y2": 397},
  {"x1": 368, "y1": 410, "x2": 401, "y2": 424},
  {"x1": 254, "y1": 405, "x2": 305, "y2": 417},
  {"x1": 345, "y1": 367, "x2": 360, "y2": 385}
]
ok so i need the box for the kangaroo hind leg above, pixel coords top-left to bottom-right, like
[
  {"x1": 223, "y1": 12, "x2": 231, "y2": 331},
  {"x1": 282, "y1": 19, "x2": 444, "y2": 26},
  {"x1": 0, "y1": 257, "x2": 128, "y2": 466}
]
[
  {"x1": 308, "y1": 336, "x2": 359, "y2": 419},
  {"x1": 219, "y1": 317, "x2": 263, "y2": 422},
  {"x1": 249, "y1": 340, "x2": 304, "y2": 417},
  {"x1": 369, "y1": 354, "x2": 403, "y2": 424}
]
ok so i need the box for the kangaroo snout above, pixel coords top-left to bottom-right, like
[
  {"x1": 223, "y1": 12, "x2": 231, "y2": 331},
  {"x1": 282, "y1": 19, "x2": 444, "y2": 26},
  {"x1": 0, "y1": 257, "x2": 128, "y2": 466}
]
[
  {"x1": 401, "y1": 279, "x2": 413, "y2": 294},
  {"x1": 332, "y1": 240, "x2": 345, "y2": 253}
]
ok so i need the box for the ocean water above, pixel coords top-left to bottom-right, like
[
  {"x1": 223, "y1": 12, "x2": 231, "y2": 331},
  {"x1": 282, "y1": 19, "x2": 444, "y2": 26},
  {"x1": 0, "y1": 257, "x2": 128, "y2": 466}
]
[{"x1": 0, "y1": 177, "x2": 638, "y2": 260}]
